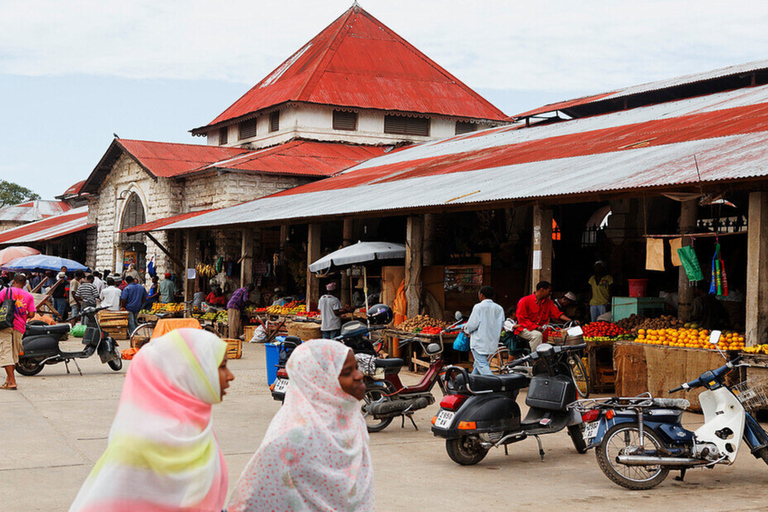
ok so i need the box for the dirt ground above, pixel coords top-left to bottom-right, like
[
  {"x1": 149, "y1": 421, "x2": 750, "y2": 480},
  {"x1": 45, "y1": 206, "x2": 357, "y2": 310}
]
[{"x1": 2, "y1": 341, "x2": 767, "y2": 511}]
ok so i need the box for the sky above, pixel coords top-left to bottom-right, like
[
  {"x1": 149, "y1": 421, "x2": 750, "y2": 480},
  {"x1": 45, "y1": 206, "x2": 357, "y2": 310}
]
[{"x1": 2, "y1": 0, "x2": 768, "y2": 200}]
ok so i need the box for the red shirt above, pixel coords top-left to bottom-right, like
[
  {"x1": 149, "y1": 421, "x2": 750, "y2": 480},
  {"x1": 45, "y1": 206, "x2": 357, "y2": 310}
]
[
  {"x1": 206, "y1": 293, "x2": 226, "y2": 306},
  {"x1": 515, "y1": 294, "x2": 562, "y2": 332}
]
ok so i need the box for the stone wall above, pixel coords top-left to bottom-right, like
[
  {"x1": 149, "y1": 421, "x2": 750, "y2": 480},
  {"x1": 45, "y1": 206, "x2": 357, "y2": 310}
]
[{"x1": 178, "y1": 172, "x2": 314, "y2": 211}]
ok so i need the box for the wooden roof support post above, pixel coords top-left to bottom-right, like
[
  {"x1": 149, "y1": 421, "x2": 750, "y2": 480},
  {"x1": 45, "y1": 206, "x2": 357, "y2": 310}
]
[
  {"x1": 746, "y1": 192, "x2": 768, "y2": 347},
  {"x1": 184, "y1": 230, "x2": 195, "y2": 303},
  {"x1": 405, "y1": 215, "x2": 424, "y2": 319},
  {"x1": 531, "y1": 205, "x2": 552, "y2": 292},
  {"x1": 677, "y1": 200, "x2": 698, "y2": 322},
  {"x1": 341, "y1": 218, "x2": 353, "y2": 306},
  {"x1": 240, "y1": 227, "x2": 254, "y2": 288},
  {"x1": 307, "y1": 223, "x2": 321, "y2": 311},
  {"x1": 423, "y1": 213, "x2": 436, "y2": 267}
]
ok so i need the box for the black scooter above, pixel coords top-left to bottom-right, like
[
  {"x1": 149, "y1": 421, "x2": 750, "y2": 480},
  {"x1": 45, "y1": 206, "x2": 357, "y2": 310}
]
[
  {"x1": 431, "y1": 343, "x2": 588, "y2": 465},
  {"x1": 16, "y1": 306, "x2": 123, "y2": 376}
]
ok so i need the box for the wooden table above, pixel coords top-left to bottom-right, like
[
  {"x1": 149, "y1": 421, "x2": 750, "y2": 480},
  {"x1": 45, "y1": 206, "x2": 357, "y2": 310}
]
[{"x1": 584, "y1": 338, "x2": 616, "y2": 393}]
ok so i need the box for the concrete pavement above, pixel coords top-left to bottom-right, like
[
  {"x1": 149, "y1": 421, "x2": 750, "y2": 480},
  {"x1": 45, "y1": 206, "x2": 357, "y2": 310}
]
[{"x1": 2, "y1": 340, "x2": 768, "y2": 511}]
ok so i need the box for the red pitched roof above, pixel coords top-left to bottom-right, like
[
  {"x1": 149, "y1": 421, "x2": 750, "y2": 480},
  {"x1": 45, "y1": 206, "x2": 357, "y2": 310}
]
[
  {"x1": 61, "y1": 180, "x2": 86, "y2": 196},
  {"x1": 120, "y1": 209, "x2": 215, "y2": 234},
  {"x1": 117, "y1": 139, "x2": 253, "y2": 178},
  {"x1": 0, "y1": 207, "x2": 93, "y2": 245},
  {"x1": 196, "y1": 5, "x2": 506, "y2": 132}
]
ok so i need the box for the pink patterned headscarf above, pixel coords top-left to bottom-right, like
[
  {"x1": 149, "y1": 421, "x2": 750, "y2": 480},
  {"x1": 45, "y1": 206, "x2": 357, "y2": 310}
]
[
  {"x1": 69, "y1": 328, "x2": 229, "y2": 512},
  {"x1": 229, "y1": 339, "x2": 374, "y2": 511}
]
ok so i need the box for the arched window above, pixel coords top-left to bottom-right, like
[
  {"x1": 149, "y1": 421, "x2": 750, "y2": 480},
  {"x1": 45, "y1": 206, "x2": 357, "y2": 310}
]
[{"x1": 120, "y1": 193, "x2": 146, "y2": 241}]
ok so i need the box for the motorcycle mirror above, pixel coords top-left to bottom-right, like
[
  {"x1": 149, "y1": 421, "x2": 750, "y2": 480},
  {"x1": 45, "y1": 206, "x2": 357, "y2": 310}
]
[
  {"x1": 709, "y1": 330, "x2": 721, "y2": 345},
  {"x1": 454, "y1": 311, "x2": 463, "y2": 321}
]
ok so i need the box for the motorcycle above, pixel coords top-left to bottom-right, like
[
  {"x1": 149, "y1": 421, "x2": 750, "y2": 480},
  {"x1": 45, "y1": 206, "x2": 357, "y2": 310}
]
[
  {"x1": 361, "y1": 318, "x2": 465, "y2": 432},
  {"x1": 572, "y1": 332, "x2": 768, "y2": 490},
  {"x1": 431, "y1": 342, "x2": 588, "y2": 465},
  {"x1": 16, "y1": 306, "x2": 123, "y2": 376}
]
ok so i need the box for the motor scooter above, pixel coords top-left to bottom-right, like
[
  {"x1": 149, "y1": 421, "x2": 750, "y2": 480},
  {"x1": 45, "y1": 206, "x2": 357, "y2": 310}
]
[
  {"x1": 16, "y1": 306, "x2": 122, "y2": 376},
  {"x1": 431, "y1": 342, "x2": 588, "y2": 465},
  {"x1": 571, "y1": 331, "x2": 768, "y2": 490}
]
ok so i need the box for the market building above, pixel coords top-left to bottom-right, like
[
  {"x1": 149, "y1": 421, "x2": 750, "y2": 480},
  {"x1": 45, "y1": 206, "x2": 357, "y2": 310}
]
[{"x1": 77, "y1": 4, "x2": 507, "y2": 285}]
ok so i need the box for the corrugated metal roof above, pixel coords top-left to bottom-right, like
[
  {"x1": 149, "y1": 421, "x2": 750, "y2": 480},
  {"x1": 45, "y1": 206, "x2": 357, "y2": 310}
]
[
  {"x1": 194, "y1": 5, "x2": 506, "y2": 133},
  {"x1": 116, "y1": 139, "x2": 253, "y2": 178},
  {"x1": 0, "y1": 207, "x2": 93, "y2": 245},
  {"x1": 160, "y1": 83, "x2": 768, "y2": 231},
  {"x1": 120, "y1": 209, "x2": 215, "y2": 234},
  {"x1": 0, "y1": 200, "x2": 71, "y2": 223},
  {"x1": 517, "y1": 59, "x2": 768, "y2": 118},
  {"x1": 59, "y1": 180, "x2": 86, "y2": 197}
]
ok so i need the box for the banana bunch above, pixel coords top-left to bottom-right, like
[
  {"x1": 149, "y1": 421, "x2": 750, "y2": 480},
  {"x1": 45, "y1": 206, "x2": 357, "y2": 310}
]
[
  {"x1": 743, "y1": 344, "x2": 768, "y2": 354},
  {"x1": 196, "y1": 263, "x2": 217, "y2": 277}
]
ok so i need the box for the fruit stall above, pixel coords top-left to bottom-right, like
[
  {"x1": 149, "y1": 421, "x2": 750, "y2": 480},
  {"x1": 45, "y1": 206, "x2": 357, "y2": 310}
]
[
  {"x1": 580, "y1": 321, "x2": 633, "y2": 393},
  {"x1": 384, "y1": 315, "x2": 457, "y2": 371}
]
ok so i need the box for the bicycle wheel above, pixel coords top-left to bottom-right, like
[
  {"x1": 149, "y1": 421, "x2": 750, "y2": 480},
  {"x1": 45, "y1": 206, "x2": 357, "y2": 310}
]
[
  {"x1": 130, "y1": 323, "x2": 155, "y2": 349},
  {"x1": 568, "y1": 353, "x2": 590, "y2": 398},
  {"x1": 595, "y1": 423, "x2": 669, "y2": 490},
  {"x1": 488, "y1": 347, "x2": 510, "y2": 374}
]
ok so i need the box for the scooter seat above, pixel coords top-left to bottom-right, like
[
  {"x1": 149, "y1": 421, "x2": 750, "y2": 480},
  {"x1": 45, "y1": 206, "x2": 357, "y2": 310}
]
[
  {"x1": 497, "y1": 373, "x2": 529, "y2": 391},
  {"x1": 375, "y1": 358, "x2": 404, "y2": 369},
  {"x1": 455, "y1": 373, "x2": 529, "y2": 393},
  {"x1": 24, "y1": 323, "x2": 71, "y2": 337}
]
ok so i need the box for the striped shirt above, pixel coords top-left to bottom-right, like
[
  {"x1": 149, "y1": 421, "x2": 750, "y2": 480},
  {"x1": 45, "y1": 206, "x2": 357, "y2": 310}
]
[{"x1": 76, "y1": 282, "x2": 100, "y2": 307}]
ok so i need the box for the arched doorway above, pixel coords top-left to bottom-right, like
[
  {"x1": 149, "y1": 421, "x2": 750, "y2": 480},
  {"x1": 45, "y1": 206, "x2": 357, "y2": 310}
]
[{"x1": 119, "y1": 193, "x2": 147, "y2": 278}]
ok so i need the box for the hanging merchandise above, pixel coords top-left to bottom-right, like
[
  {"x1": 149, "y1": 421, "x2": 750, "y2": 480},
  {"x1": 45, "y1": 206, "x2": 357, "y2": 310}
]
[
  {"x1": 215, "y1": 257, "x2": 224, "y2": 274},
  {"x1": 677, "y1": 245, "x2": 704, "y2": 282},
  {"x1": 709, "y1": 243, "x2": 729, "y2": 296},
  {"x1": 146, "y1": 255, "x2": 156, "y2": 277},
  {"x1": 645, "y1": 238, "x2": 665, "y2": 271},
  {"x1": 669, "y1": 238, "x2": 683, "y2": 267}
]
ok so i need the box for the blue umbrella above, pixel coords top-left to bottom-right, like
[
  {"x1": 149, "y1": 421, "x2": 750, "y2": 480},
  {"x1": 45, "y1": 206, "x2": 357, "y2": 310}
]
[{"x1": 1, "y1": 254, "x2": 90, "y2": 273}]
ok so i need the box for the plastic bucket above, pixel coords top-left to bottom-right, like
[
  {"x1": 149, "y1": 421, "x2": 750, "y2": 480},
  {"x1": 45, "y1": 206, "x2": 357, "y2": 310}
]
[
  {"x1": 265, "y1": 343, "x2": 280, "y2": 385},
  {"x1": 628, "y1": 279, "x2": 649, "y2": 298}
]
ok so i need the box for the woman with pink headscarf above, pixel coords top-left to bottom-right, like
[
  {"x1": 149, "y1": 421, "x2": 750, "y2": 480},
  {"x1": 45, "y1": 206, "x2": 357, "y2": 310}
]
[
  {"x1": 69, "y1": 329, "x2": 234, "y2": 512},
  {"x1": 228, "y1": 339, "x2": 373, "y2": 511}
]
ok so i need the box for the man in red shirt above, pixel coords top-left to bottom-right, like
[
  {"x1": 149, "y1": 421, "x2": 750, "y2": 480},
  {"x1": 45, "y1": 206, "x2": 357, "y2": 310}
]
[{"x1": 515, "y1": 281, "x2": 572, "y2": 351}]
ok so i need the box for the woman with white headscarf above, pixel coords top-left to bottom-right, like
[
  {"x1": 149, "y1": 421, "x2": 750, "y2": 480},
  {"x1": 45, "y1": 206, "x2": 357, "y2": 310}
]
[
  {"x1": 69, "y1": 328, "x2": 234, "y2": 512},
  {"x1": 229, "y1": 339, "x2": 373, "y2": 511}
]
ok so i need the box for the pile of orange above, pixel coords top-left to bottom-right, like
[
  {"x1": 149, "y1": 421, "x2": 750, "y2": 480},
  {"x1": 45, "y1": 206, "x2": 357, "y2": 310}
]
[{"x1": 634, "y1": 328, "x2": 745, "y2": 351}]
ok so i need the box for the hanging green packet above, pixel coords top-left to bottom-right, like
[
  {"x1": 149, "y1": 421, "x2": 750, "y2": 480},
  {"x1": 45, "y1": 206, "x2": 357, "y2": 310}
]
[{"x1": 677, "y1": 245, "x2": 704, "y2": 282}]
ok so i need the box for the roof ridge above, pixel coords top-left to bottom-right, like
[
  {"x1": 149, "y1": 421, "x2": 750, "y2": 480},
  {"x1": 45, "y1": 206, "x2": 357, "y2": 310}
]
[{"x1": 119, "y1": 138, "x2": 252, "y2": 152}]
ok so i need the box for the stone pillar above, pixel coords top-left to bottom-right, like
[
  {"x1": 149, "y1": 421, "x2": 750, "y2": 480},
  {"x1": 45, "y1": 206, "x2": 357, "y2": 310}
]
[
  {"x1": 240, "y1": 228, "x2": 254, "y2": 288},
  {"x1": 184, "y1": 230, "x2": 195, "y2": 303},
  {"x1": 341, "y1": 218, "x2": 354, "y2": 306},
  {"x1": 677, "y1": 200, "x2": 698, "y2": 322},
  {"x1": 306, "y1": 223, "x2": 321, "y2": 311},
  {"x1": 405, "y1": 216, "x2": 424, "y2": 319},
  {"x1": 423, "y1": 213, "x2": 437, "y2": 267},
  {"x1": 530, "y1": 205, "x2": 553, "y2": 292},
  {"x1": 746, "y1": 192, "x2": 768, "y2": 347}
]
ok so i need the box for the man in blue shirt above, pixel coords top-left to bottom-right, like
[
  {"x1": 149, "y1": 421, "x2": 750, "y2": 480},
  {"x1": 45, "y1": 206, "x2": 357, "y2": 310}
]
[
  {"x1": 463, "y1": 286, "x2": 504, "y2": 376},
  {"x1": 120, "y1": 275, "x2": 148, "y2": 335}
]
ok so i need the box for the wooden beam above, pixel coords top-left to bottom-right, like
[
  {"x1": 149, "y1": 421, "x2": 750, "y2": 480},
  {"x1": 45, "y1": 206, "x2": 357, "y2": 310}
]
[
  {"x1": 341, "y1": 218, "x2": 354, "y2": 306},
  {"x1": 145, "y1": 232, "x2": 184, "y2": 271},
  {"x1": 240, "y1": 228, "x2": 254, "y2": 288},
  {"x1": 405, "y1": 215, "x2": 424, "y2": 319},
  {"x1": 746, "y1": 192, "x2": 768, "y2": 347},
  {"x1": 184, "y1": 230, "x2": 195, "y2": 303},
  {"x1": 530, "y1": 205, "x2": 552, "y2": 291},
  {"x1": 306, "y1": 223, "x2": 321, "y2": 311},
  {"x1": 677, "y1": 200, "x2": 697, "y2": 322}
]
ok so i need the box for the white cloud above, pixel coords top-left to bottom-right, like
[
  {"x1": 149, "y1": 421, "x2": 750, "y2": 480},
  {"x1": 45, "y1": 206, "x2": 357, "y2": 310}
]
[{"x1": 2, "y1": 0, "x2": 768, "y2": 95}]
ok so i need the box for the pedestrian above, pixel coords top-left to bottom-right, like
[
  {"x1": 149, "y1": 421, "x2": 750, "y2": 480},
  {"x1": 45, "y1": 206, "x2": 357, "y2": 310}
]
[
  {"x1": 99, "y1": 277, "x2": 122, "y2": 312},
  {"x1": 75, "y1": 275, "x2": 99, "y2": 312},
  {"x1": 228, "y1": 339, "x2": 372, "y2": 512},
  {"x1": 158, "y1": 272, "x2": 177, "y2": 303},
  {"x1": 318, "y1": 282, "x2": 343, "y2": 339},
  {"x1": 120, "y1": 275, "x2": 147, "y2": 335},
  {"x1": 69, "y1": 328, "x2": 234, "y2": 512},
  {"x1": 516, "y1": 281, "x2": 573, "y2": 352},
  {"x1": 68, "y1": 270, "x2": 85, "y2": 325},
  {"x1": 588, "y1": 260, "x2": 614, "y2": 322},
  {"x1": 52, "y1": 271, "x2": 69, "y2": 321},
  {"x1": 91, "y1": 271, "x2": 105, "y2": 294},
  {"x1": 122, "y1": 263, "x2": 141, "y2": 283},
  {"x1": 144, "y1": 275, "x2": 160, "y2": 309},
  {"x1": 227, "y1": 283, "x2": 254, "y2": 339},
  {"x1": 463, "y1": 285, "x2": 505, "y2": 376},
  {"x1": 0, "y1": 274, "x2": 36, "y2": 390}
]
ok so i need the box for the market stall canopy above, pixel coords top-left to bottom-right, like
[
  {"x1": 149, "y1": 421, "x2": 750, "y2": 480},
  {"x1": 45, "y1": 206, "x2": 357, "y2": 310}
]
[
  {"x1": 0, "y1": 246, "x2": 41, "y2": 266},
  {"x1": 309, "y1": 241, "x2": 406, "y2": 272},
  {"x1": 1, "y1": 254, "x2": 90, "y2": 273}
]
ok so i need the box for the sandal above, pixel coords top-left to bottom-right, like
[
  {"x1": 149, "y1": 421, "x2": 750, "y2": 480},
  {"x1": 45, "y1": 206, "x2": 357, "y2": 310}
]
[{"x1": 0, "y1": 382, "x2": 18, "y2": 390}]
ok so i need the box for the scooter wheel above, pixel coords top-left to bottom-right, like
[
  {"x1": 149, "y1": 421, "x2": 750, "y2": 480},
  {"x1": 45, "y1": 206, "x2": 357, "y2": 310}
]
[
  {"x1": 15, "y1": 360, "x2": 44, "y2": 376},
  {"x1": 362, "y1": 386, "x2": 393, "y2": 433},
  {"x1": 108, "y1": 358, "x2": 123, "y2": 371},
  {"x1": 567, "y1": 424, "x2": 588, "y2": 454},
  {"x1": 446, "y1": 437, "x2": 489, "y2": 466}
]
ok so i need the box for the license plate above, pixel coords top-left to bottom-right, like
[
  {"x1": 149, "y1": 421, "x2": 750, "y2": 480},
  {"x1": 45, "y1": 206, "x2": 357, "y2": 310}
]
[
  {"x1": 273, "y1": 378, "x2": 289, "y2": 393},
  {"x1": 434, "y1": 410, "x2": 455, "y2": 429},
  {"x1": 583, "y1": 421, "x2": 599, "y2": 441}
]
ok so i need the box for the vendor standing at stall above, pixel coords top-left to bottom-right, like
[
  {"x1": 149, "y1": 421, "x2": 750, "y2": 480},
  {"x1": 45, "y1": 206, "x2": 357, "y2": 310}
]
[
  {"x1": 318, "y1": 283, "x2": 344, "y2": 339},
  {"x1": 227, "y1": 283, "x2": 254, "y2": 339},
  {"x1": 158, "y1": 273, "x2": 177, "y2": 304},
  {"x1": 588, "y1": 261, "x2": 614, "y2": 322}
]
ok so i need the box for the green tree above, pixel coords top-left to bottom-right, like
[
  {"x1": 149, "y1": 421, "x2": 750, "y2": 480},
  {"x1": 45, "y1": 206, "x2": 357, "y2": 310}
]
[{"x1": 0, "y1": 180, "x2": 41, "y2": 208}]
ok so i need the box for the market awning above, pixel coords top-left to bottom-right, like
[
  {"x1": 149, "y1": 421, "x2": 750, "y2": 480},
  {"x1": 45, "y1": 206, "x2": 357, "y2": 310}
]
[{"x1": 0, "y1": 206, "x2": 93, "y2": 246}]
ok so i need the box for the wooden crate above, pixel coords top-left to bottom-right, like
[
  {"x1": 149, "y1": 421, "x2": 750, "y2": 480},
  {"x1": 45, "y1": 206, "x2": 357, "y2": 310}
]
[
  {"x1": 104, "y1": 327, "x2": 129, "y2": 340},
  {"x1": 244, "y1": 325, "x2": 258, "y2": 341},
  {"x1": 224, "y1": 338, "x2": 242, "y2": 359},
  {"x1": 98, "y1": 311, "x2": 129, "y2": 328}
]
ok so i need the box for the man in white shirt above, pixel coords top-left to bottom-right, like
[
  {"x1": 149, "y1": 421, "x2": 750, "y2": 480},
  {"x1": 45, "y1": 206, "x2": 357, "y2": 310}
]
[
  {"x1": 99, "y1": 277, "x2": 123, "y2": 312},
  {"x1": 318, "y1": 282, "x2": 343, "y2": 339},
  {"x1": 463, "y1": 286, "x2": 504, "y2": 376},
  {"x1": 92, "y1": 271, "x2": 105, "y2": 295}
]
